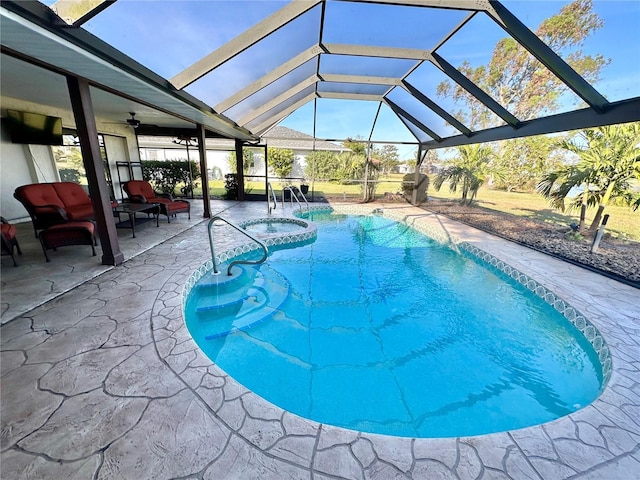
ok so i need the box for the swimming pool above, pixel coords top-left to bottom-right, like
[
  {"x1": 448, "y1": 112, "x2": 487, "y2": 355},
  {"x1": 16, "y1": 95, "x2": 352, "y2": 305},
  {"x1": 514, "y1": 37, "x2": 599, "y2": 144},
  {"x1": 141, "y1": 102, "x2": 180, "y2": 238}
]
[{"x1": 184, "y1": 207, "x2": 607, "y2": 438}]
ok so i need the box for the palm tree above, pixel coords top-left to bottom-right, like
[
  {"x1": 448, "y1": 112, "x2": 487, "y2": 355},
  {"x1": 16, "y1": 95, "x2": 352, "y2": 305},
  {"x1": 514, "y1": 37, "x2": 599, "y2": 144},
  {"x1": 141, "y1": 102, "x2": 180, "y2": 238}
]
[
  {"x1": 538, "y1": 123, "x2": 640, "y2": 232},
  {"x1": 433, "y1": 144, "x2": 495, "y2": 206}
]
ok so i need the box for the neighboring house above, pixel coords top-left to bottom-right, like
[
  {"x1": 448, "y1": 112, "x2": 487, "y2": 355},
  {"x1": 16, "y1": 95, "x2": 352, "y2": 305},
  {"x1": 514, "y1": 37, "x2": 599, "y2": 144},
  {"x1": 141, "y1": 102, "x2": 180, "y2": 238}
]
[
  {"x1": 397, "y1": 162, "x2": 437, "y2": 175},
  {"x1": 261, "y1": 126, "x2": 346, "y2": 179},
  {"x1": 138, "y1": 126, "x2": 345, "y2": 181}
]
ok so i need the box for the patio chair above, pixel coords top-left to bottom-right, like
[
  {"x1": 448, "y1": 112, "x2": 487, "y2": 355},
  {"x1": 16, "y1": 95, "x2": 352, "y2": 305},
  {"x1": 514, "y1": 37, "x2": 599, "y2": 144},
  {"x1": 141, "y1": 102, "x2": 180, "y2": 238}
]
[
  {"x1": 123, "y1": 180, "x2": 190, "y2": 223},
  {"x1": 1, "y1": 217, "x2": 22, "y2": 266}
]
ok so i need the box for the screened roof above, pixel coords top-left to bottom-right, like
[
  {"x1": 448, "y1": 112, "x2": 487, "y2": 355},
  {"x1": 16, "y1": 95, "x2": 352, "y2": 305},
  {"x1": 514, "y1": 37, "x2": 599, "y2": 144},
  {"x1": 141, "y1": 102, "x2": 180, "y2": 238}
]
[{"x1": 4, "y1": 0, "x2": 640, "y2": 157}]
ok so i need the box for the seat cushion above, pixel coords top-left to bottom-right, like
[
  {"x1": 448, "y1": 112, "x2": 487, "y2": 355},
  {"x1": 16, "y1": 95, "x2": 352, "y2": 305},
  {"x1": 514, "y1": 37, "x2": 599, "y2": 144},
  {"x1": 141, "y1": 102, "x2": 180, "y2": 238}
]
[
  {"x1": 165, "y1": 200, "x2": 190, "y2": 213},
  {"x1": 52, "y1": 182, "x2": 91, "y2": 208},
  {"x1": 125, "y1": 181, "x2": 156, "y2": 201},
  {"x1": 0, "y1": 223, "x2": 17, "y2": 240},
  {"x1": 16, "y1": 184, "x2": 64, "y2": 211},
  {"x1": 65, "y1": 204, "x2": 95, "y2": 221},
  {"x1": 47, "y1": 221, "x2": 95, "y2": 234},
  {"x1": 149, "y1": 197, "x2": 189, "y2": 213}
]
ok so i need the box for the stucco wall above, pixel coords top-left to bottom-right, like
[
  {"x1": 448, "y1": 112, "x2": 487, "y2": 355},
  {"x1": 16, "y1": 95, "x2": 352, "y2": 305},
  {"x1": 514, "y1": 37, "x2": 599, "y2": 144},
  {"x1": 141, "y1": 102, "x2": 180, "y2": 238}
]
[
  {"x1": 1, "y1": 96, "x2": 140, "y2": 221},
  {"x1": 0, "y1": 122, "x2": 37, "y2": 222}
]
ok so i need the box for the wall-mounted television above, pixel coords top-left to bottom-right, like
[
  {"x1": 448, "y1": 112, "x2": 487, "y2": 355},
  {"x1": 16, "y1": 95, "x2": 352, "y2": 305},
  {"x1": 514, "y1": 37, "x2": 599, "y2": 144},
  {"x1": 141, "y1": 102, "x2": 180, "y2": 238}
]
[{"x1": 4, "y1": 110, "x2": 63, "y2": 146}]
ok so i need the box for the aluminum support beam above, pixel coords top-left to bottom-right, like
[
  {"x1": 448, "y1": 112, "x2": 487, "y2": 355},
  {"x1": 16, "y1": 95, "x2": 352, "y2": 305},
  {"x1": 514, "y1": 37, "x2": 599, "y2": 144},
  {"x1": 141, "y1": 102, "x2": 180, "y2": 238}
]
[
  {"x1": 430, "y1": 52, "x2": 520, "y2": 127},
  {"x1": 238, "y1": 75, "x2": 318, "y2": 126},
  {"x1": 333, "y1": 0, "x2": 489, "y2": 10},
  {"x1": 317, "y1": 92, "x2": 384, "y2": 102},
  {"x1": 235, "y1": 139, "x2": 245, "y2": 201},
  {"x1": 486, "y1": 0, "x2": 609, "y2": 113},
  {"x1": 171, "y1": 0, "x2": 322, "y2": 89},
  {"x1": 402, "y1": 80, "x2": 471, "y2": 136},
  {"x1": 385, "y1": 99, "x2": 441, "y2": 141},
  {"x1": 422, "y1": 97, "x2": 640, "y2": 149},
  {"x1": 50, "y1": 0, "x2": 116, "y2": 27},
  {"x1": 215, "y1": 45, "x2": 324, "y2": 113},
  {"x1": 196, "y1": 124, "x2": 211, "y2": 218},
  {"x1": 324, "y1": 43, "x2": 431, "y2": 60},
  {"x1": 320, "y1": 73, "x2": 402, "y2": 86}
]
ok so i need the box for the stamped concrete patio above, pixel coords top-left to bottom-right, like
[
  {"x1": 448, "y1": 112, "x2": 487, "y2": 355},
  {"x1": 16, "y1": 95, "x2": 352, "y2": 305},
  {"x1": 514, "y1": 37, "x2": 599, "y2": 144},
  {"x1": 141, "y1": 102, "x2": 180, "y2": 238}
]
[{"x1": 1, "y1": 200, "x2": 638, "y2": 479}]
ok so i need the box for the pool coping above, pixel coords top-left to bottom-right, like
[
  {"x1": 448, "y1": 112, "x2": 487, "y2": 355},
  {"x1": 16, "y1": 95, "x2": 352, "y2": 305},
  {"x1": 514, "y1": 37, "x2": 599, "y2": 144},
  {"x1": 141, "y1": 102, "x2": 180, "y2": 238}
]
[{"x1": 166, "y1": 203, "x2": 639, "y2": 479}]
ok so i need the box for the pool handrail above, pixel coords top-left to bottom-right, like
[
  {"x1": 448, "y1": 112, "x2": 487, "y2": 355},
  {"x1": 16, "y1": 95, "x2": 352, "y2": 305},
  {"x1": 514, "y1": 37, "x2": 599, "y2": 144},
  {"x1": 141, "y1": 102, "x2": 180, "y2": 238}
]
[
  {"x1": 267, "y1": 182, "x2": 277, "y2": 215},
  {"x1": 207, "y1": 216, "x2": 269, "y2": 276},
  {"x1": 282, "y1": 186, "x2": 309, "y2": 212}
]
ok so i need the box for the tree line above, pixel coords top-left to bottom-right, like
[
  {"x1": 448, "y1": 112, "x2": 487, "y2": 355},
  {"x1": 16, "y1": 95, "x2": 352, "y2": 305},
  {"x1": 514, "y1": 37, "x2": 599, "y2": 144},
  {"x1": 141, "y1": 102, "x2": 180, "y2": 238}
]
[{"x1": 431, "y1": 0, "x2": 639, "y2": 234}]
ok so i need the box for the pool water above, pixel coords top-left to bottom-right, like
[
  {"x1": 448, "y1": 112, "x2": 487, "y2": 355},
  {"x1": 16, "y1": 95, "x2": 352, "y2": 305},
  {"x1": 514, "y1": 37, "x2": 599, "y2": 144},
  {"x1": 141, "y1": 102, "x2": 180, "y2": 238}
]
[
  {"x1": 242, "y1": 219, "x2": 306, "y2": 234},
  {"x1": 185, "y1": 212, "x2": 603, "y2": 438}
]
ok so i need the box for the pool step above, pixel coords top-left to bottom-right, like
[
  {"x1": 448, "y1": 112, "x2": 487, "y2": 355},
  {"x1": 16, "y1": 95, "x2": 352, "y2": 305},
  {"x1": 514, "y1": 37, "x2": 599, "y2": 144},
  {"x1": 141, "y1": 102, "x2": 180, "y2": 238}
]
[
  {"x1": 192, "y1": 265, "x2": 291, "y2": 339},
  {"x1": 195, "y1": 264, "x2": 256, "y2": 294}
]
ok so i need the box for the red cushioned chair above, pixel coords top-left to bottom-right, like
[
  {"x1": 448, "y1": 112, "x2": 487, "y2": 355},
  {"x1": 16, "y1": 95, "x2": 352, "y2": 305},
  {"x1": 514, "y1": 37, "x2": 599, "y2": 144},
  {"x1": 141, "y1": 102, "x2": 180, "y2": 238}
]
[
  {"x1": 1, "y1": 217, "x2": 22, "y2": 266},
  {"x1": 123, "y1": 180, "x2": 190, "y2": 223},
  {"x1": 39, "y1": 221, "x2": 96, "y2": 262},
  {"x1": 14, "y1": 182, "x2": 95, "y2": 237}
]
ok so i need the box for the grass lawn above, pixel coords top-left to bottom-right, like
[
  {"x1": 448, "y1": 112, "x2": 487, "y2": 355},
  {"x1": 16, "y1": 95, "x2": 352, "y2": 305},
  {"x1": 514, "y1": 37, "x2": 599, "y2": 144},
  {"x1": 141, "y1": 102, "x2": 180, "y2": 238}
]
[
  {"x1": 428, "y1": 186, "x2": 639, "y2": 242},
  {"x1": 189, "y1": 175, "x2": 639, "y2": 242}
]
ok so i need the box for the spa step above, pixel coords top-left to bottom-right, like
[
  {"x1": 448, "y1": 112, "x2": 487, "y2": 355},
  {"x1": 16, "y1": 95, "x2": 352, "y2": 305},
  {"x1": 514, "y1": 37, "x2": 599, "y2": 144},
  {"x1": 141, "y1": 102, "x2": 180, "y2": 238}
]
[{"x1": 195, "y1": 264, "x2": 257, "y2": 294}]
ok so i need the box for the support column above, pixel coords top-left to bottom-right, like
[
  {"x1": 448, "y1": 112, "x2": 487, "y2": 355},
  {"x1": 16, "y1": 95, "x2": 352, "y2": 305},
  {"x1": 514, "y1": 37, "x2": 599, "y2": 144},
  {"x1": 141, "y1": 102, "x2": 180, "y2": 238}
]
[
  {"x1": 235, "y1": 139, "x2": 245, "y2": 201},
  {"x1": 67, "y1": 76, "x2": 124, "y2": 266},
  {"x1": 196, "y1": 124, "x2": 211, "y2": 217},
  {"x1": 412, "y1": 146, "x2": 423, "y2": 206}
]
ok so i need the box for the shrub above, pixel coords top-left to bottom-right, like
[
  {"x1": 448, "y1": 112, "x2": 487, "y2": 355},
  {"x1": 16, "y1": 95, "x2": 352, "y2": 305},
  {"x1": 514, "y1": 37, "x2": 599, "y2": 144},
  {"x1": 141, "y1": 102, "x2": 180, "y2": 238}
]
[
  {"x1": 142, "y1": 160, "x2": 200, "y2": 195},
  {"x1": 59, "y1": 168, "x2": 81, "y2": 183},
  {"x1": 224, "y1": 173, "x2": 238, "y2": 200}
]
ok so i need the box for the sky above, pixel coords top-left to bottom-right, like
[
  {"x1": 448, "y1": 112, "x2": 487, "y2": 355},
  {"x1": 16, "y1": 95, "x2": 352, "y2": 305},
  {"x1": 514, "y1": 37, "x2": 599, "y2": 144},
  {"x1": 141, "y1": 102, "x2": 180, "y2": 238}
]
[{"x1": 44, "y1": 0, "x2": 640, "y2": 161}]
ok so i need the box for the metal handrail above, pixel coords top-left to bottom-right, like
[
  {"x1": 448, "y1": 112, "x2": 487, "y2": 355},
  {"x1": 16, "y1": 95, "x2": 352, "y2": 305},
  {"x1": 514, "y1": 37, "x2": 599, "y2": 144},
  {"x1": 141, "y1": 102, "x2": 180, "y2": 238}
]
[
  {"x1": 281, "y1": 186, "x2": 309, "y2": 212},
  {"x1": 207, "y1": 216, "x2": 269, "y2": 276},
  {"x1": 267, "y1": 182, "x2": 277, "y2": 215}
]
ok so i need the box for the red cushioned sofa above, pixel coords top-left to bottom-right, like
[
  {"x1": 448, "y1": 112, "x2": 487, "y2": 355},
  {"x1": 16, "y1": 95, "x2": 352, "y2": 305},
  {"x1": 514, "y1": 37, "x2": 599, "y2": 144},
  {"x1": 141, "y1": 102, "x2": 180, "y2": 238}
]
[
  {"x1": 14, "y1": 182, "x2": 96, "y2": 237},
  {"x1": 123, "y1": 180, "x2": 190, "y2": 223}
]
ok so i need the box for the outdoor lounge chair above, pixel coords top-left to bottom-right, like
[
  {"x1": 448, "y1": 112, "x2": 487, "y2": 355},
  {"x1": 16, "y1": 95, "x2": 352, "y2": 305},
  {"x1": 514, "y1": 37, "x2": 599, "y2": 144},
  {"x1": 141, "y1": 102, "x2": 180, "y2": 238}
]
[
  {"x1": 1, "y1": 217, "x2": 22, "y2": 266},
  {"x1": 123, "y1": 180, "x2": 190, "y2": 223},
  {"x1": 14, "y1": 182, "x2": 96, "y2": 237}
]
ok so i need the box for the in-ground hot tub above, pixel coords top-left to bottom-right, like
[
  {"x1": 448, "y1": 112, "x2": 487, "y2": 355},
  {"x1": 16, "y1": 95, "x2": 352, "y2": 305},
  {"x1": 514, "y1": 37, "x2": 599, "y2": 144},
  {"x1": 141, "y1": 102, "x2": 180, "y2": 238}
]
[
  {"x1": 240, "y1": 217, "x2": 310, "y2": 235},
  {"x1": 238, "y1": 217, "x2": 317, "y2": 251}
]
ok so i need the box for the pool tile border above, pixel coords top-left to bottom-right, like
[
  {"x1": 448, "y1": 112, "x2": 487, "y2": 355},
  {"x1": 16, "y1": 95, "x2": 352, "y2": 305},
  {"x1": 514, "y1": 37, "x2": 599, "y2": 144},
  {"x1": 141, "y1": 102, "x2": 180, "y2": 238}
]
[
  {"x1": 459, "y1": 242, "x2": 612, "y2": 384},
  {"x1": 301, "y1": 205, "x2": 612, "y2": 384}
]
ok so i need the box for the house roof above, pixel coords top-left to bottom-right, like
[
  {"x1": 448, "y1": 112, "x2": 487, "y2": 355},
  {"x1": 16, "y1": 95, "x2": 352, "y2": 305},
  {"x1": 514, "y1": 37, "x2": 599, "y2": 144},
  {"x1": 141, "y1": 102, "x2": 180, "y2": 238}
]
[{"x1": 261, "y1": 126, "x2": 345, "y2": 152}]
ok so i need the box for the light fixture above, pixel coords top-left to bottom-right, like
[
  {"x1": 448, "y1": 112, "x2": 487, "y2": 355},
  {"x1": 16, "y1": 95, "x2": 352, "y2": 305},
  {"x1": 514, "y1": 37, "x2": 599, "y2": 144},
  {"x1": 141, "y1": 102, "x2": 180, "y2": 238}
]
[{"x1": 126, "y1": 112, "x2": 140, "y2": 129}]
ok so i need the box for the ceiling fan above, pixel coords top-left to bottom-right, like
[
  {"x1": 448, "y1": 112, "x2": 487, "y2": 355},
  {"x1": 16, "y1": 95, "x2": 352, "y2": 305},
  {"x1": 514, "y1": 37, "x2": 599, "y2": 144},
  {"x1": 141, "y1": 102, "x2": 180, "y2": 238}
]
[{"x1": 126, "y1": 112, "x2": 140, "y2": 129}]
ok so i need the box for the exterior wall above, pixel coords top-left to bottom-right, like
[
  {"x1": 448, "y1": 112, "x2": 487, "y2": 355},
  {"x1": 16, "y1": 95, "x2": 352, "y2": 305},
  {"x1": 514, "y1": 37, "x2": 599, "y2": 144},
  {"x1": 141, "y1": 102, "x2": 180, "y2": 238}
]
[
  {"x1": 0, "y1": 122, "x2": 38, "y2": 222},
  {"x1": 1, "y1": 96, "x2": 140, "y2": 220}
]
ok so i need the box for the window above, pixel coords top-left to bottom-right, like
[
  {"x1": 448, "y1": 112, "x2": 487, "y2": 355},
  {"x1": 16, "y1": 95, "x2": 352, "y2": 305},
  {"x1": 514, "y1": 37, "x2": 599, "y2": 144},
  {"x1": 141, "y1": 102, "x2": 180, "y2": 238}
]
[{"x1": 52, "y1": 134, "x2": 114, "y2": 198}]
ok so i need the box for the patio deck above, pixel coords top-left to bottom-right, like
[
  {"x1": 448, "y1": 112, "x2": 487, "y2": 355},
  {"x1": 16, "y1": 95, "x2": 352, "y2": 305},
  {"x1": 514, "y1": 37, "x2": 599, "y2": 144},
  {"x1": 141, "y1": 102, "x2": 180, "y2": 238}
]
[{"x1": 1, "y1": 200, "x2": 638, "y2": 479}]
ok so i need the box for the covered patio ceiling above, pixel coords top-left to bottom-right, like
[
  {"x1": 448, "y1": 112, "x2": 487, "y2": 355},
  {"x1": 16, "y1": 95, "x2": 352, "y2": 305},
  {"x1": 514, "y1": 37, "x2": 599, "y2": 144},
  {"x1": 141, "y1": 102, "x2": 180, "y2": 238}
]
[{"x1": 2, "y1": 0, "x2": 639, "y2": 152}]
